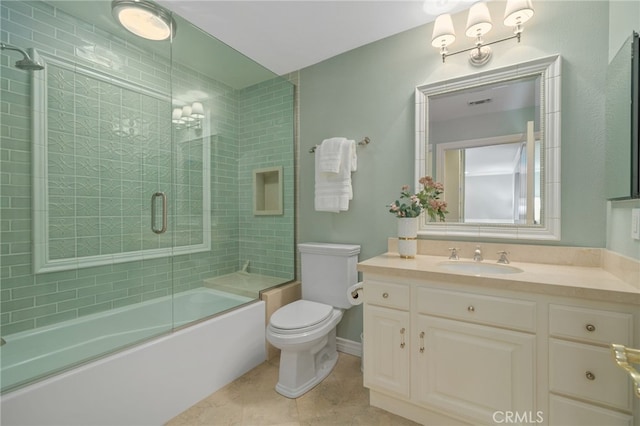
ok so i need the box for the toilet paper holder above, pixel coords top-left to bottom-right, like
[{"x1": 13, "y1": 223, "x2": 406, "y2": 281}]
[{"x1": 350, "y1": 287, "x2": 362, "y2": 299}]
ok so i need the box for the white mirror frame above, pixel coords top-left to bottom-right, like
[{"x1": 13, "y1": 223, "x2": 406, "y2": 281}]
[{"x1": 415, "y1": 55, "x2": 561, "y2": 240}]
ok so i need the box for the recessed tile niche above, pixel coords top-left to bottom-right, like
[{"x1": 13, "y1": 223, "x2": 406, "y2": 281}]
[{"x1": 253, "y1": 166, "x2": 283, "y2": 215}]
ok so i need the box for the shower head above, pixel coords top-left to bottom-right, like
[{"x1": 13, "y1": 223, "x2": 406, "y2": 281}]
[{"x1": 0, "y1": 42, "x2": 44, "y2": 71}]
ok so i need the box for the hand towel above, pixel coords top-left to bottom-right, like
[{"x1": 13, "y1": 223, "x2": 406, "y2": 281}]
[
  {"x1": 315, "y1": 139, "x2": 357, "y2": 212},
  {"x1": 317, "y1": 137, "x2": 347, "y2": 173}
]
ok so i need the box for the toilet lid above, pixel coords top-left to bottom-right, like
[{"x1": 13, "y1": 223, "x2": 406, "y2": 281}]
[{"x1": 270, "y1": 300, "x2": 333, "y2": 330}]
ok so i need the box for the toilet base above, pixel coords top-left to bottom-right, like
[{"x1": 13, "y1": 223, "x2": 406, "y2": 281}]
[{"x1": 274, "y1": 329, "x2": 339, "y2": 398}]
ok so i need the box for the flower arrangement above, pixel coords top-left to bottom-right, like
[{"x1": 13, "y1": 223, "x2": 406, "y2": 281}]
[{"x1": 388, "y1": 176, "x2": 448, "y2": 222}]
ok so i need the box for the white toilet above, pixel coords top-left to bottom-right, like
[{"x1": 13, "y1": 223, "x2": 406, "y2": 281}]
[{"x1": 266, "y1": 242, "x2": 360, "y2": 398}]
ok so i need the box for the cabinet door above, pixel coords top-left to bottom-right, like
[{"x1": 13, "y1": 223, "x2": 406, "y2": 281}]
[
  {"x1": 363, "y1": 305, "x2": 410, "y2": 398},
  {"x1": 413, "y1": 315, "x2": 535, "y2": 424}
]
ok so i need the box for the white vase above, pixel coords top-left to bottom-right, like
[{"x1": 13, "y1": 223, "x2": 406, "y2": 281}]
[{"x1": 397, "y1": 217, "x2": 418, "y2": 259}]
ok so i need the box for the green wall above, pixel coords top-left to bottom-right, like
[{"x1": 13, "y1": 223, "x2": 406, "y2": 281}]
[{"x1": 298, "y1": 1, "x2": 619, "y2": 342}]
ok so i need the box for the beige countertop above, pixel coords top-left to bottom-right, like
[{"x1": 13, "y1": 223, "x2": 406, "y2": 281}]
[{"x1": 358, "y1": 253, "x2": 640, "y2": 306}]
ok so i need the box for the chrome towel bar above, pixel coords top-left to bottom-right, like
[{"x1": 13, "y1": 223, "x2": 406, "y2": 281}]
[{"x1": 309, "y1": 137, "x2": 370, "y2": 153}]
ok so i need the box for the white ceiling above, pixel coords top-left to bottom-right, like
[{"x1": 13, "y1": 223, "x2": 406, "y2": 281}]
[{"x1": 159, "y1": 0, "x2": 477, "y2": 75}]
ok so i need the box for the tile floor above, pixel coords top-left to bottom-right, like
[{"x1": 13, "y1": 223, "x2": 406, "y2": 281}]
[{"x1": 166, "y1": 352, "x2": 420, "y2": 426}]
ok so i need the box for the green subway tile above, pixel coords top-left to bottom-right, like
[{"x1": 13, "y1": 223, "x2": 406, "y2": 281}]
[
  {"x1": 77, "y1": 264, "x2": 114, "y2": 278},
  {"x1": 78, "y1": 301, "x2": 112, "y2": 317},
  {"x1": 112, "y1": 295, "x2": 143, "y2": 309},
  {"x1": 2, "y1": 319, "x2": 35, "y2": 335},
  {"x1": 35, "y1": 269, "x2": 77, "y2": 284},
  {"x1": 10, "y1": 264, "x2": 32, "y2": 277},
  {"x1": 36, "y1": 310, "x2": 77, "y2": 327},
  {"x1": 141, "y1": 290, "x2": 168, "y2": 302},
  {"x1": 1, "y1": 297, "x2": 34, "y2": 312},
  {"x1": 112, "y1": 277, "x2": 143, "y2": 292},
  {"x1": 57, "y1": 295, "x2": 95, "y2": 311},
  {"x1": 95, "y1": 289, "x2": 128, "y2": 304},
  {"x1": 12, "y1": 282, "x2": 56, "y2": 299},
  {"x1": 11, "y1": 304, "x2": 56, "y2": 322},
  {"x1": 77, "y1": 282, "x2": 114, "y2": 298},
  {"x1": 1, "y1": 253, "x2": 31, "y2": 267},
  {"x1": 57, "y1": 277, "x2": 96, "y2": 291},
  {"x1": 36, "y1": 289, "x2": 76, "y2": 305},
  {"x1": 94, "y1": 271, "x2": 127, "y2": 285}
]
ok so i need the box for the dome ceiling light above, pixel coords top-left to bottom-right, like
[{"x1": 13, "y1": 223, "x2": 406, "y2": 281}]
[{"x1": 112, "y1": 0, "x2": 176, "y2": 41}]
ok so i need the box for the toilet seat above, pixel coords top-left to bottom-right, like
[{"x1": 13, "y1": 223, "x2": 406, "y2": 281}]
[{"x1": 270, "y1": 300, "x2": 333, "y2": 335}]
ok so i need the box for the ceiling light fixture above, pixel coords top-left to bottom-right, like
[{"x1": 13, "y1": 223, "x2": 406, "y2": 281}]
[
  {"x1": 431, "y1": 0, "x2": 534, "y2": 66},
  {"x1": 112, "y1": 0, "x2": 176, "y2": 41}
]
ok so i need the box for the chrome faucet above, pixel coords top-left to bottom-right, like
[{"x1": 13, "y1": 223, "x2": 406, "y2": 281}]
[
  {"x1": 497, "y1": 251, "x2": 510, "y2": 264},
  {"x1": 473, "y1": 246, "x2": 483, "y2": 262},
  {"x1": 448, "y1": 247, "x2": 460, "y2": 260}
]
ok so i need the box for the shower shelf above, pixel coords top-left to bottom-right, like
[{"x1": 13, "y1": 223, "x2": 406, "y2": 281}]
[{"x1": 253, "y1": 166, "x2": 283, "y2": 216}]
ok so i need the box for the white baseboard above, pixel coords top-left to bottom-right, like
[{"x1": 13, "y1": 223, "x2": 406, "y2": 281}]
[{"x1": 337, "y1": 336, "x2": 362, "y2": 357}]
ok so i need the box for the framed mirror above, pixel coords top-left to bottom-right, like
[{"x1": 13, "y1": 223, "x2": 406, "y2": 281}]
[
  {"x1": 415, "y1": 55, "x2": 561, "y2": 240},
  {"x1": 606, "y1": 31, "x2": 640, "y2": 200}
]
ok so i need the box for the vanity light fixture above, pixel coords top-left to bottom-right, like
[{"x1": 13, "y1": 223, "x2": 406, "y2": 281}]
[
  {"x1": 172, "y1": 102, "x2": 205, "y2": 130},
  {"x1": 112, "y1": 0, "x2": 176, "y2": 41},
  {"x1": 431, "y1": 0, "x2": 534, "y2": 66}
]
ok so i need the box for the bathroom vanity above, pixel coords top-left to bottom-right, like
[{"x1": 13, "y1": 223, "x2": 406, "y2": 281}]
[{"x1": 358, "y1": 241, "x2": 640, "y2": 425}]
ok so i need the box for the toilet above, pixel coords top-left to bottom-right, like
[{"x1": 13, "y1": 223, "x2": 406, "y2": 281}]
[{"x1": 266, "y1": 242, "x2": 360, "y2": 398}]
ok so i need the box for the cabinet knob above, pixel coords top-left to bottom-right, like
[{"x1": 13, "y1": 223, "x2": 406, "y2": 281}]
[
  {"x1": 419, "y1": 331, "x2": 425, "y2": 353},
  {"x1": 467, "y1": 305, "x2": 475, "y2": 313},
  {"x1": 382, "y1": 292, "x2": 389, "y2": 299},
  {"x1": 400, "y1": 327, "x2": 406, "y2": 349},
  {"x1": 585, "y1": 371, "x2": 596, "y2": 381},
  {"x1": 585, "y1": 324, "x2": 596, "y2": 332}
]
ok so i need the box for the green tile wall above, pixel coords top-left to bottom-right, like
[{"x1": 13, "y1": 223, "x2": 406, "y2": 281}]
[
  {"x1": 238, "y1": 78, "x2": 295, "y2": 279},
  {"x1": 0, "y1": 0, "x2": 294, "y2": 335}
]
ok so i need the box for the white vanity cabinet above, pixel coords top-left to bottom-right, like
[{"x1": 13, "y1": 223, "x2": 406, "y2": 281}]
[
  {"x1": 361, "y1": 272, "x2": 639, "y2": 426},
  {"x1": 548, "y1": 304, "x2": 635, "y2": 425}
]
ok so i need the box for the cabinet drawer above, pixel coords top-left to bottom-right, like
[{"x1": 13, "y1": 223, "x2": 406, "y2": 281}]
[
  {"x1": 549, "y1": 339, "x2": 632, "y2": 411},
  {"x1": 416, "y1": 287, "x2": 536, "y2": 332},
  {"x1": 549, "y1": 395, "x2": 633, "y2": 426},
  {"x1": 549, "y1": 304, "x2": 632, "y2": 346},
  {"x1": 364, "y1": 280, "x2": 410, "y2": 310}
]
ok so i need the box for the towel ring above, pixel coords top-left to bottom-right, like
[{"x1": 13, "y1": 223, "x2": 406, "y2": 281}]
[{"x1": 309, "y1": 137, "x2": 370, "y2": 153}]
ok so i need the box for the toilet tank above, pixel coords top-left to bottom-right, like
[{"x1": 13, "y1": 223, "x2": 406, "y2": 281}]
[{"x1": 298, "y1": 243, "x2": 360, "y2": 309}]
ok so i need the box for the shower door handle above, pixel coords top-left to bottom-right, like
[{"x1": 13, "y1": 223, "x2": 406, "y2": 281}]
[{"x1": 151, "y1": 192, "x2": 167, "y2": 234}]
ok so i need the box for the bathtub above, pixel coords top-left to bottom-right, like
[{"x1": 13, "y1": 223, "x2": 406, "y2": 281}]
[{"x1": 1, "y1": 288, "x2": 267, "y2": 426}]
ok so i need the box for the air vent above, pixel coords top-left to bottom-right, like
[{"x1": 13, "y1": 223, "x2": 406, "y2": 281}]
[{"x1": 468, "y1": 98, "x2": 492, "y2": 106}]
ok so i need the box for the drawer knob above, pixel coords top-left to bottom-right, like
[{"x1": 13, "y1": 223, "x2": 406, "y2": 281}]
[
  {"x1": 585, "y1": 324, "x2": 596, "y2": 332},
  {"x1": 585, "y1": 371, "x2": 596, "y2": 381},
  {"x1": 467, "y1": 305, "x2": 475, "y2": 312},
  {"x1": 382, "y1": 292, "x2": 389, "y2": 299}
]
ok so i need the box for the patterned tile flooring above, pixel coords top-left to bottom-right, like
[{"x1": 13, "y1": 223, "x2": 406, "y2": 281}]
[{"x1": 166, "y1": 353, "x2": 420, "y2": 426}]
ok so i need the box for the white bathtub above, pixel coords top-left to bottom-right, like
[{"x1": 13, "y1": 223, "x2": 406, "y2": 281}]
[{"x1": 1, "y1": 288, "x2": 266, "y2": 426}]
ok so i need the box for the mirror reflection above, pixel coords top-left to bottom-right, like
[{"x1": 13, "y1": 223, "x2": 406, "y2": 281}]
[{"x1": 429, "y1": 76, "x2": 541, "y2": 224}]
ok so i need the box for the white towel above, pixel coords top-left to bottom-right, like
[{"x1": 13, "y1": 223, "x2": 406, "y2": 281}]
[
  {"x1": 315, "y1": 139, "x2": 357, "y2": 212},
  {"x1": 317, "y1": 137, "x2": 347, "y2": 173}
]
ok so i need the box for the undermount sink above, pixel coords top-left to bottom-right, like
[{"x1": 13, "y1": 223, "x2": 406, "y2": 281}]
[{"x1": 437, "y1": 261, "x2": 523, "y2": 275}]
